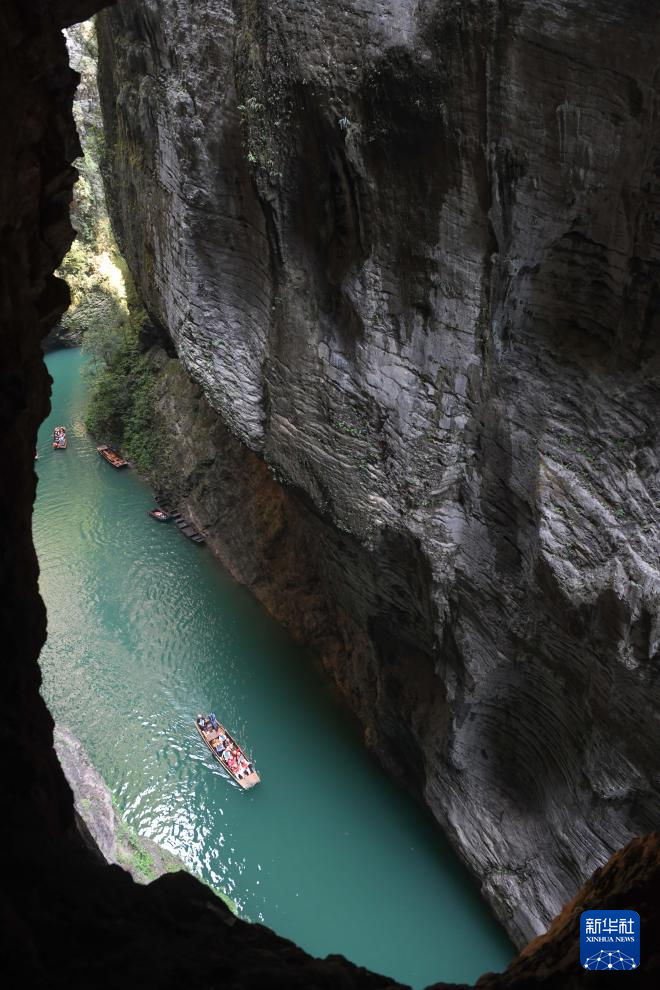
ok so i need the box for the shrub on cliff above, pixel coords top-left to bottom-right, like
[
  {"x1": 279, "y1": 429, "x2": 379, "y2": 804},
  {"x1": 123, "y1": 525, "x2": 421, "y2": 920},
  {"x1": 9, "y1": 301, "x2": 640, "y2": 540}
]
[
  {"x1": 84, "y1": 268, "x2": 168, "y2": 478},
  {"x1": 85, "y1": 345, "x2": 163, "y2": 476},
  {"x1": 50, "y1": 21, "x2": 116, "y2": 349}
]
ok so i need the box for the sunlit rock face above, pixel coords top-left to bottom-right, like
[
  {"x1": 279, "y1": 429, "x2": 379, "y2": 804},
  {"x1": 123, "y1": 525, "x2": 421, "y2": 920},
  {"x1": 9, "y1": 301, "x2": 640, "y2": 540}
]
[{"x1": 97, "y1": 0, "x2": 660, "y2": 945}]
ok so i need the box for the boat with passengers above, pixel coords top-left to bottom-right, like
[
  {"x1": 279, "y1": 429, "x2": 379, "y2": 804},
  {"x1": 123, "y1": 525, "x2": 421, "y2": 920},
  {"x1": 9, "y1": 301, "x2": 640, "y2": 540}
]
[
  {"x1": 195, "y1": 713, "x2": 260, "y2": 789},
  {"x1": 52, "y1": 426, "x2": 67, "y2": 449}
]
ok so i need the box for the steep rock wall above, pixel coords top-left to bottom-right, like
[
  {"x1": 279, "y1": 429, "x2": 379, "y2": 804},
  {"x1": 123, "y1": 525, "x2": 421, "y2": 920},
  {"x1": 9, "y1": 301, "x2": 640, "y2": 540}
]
[
  {"x1": 0, "y1": 0, "x2": 103, "y2": 859},
  {"x1": 97, "y1": 0, "x2": 660, "y2": 945},
  {"x1": 45, "y1": 21, "x2": 126, "y2": 351}
]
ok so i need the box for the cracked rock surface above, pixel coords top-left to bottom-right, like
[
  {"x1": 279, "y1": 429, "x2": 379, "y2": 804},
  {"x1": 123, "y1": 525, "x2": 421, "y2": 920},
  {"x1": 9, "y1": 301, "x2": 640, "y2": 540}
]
[{"x1": 97, "y1": 0, "x2": 660, "y2": 946}]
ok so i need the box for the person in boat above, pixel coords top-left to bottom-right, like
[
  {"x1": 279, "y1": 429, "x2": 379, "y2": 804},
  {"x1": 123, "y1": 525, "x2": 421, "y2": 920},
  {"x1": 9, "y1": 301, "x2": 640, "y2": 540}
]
[
  {"x1": 209, "y1": 713, "x2": 219, "y2": 730},
  {"x1": 197, "y1": 715, "x2": 206, "y2": 730},
  {"x1": 222, "y1": 745, "x2": 233, "y2": 764}
]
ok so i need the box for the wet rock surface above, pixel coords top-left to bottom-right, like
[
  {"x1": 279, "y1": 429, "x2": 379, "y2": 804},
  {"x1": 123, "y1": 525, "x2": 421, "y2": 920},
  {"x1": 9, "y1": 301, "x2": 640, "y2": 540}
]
[
  {"x1": 54, "y1": 725, "x2": 117, "y2": 862},
  {"x1": 54, "y1": 725, "x2": 194, "y2": 884},
  {"x1": 97, "y1": 0, "x2": 660, "y2": 946}
]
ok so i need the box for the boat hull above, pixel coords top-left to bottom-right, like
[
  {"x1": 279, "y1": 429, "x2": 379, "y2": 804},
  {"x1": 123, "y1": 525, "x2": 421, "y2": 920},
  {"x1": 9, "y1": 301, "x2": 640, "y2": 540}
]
[
  {"x1": 148, "y1": 509, "x2": 171, "y2": 522},
  {"x1": 53, "y1": 426, "x2": 67, "y2": 449},
  {"x1": 195, "y1": 721, "x2": 260, "y2": 790},
  {"x1": 97, "y1": 445, "x2": 128, "y2": 469}
]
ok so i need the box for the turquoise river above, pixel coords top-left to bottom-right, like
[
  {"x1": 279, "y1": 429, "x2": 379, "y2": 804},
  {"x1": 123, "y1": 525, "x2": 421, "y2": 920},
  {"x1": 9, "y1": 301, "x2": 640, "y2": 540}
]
[{"x1": 35, "y1": 348, "x2": 513, "y2": 988}]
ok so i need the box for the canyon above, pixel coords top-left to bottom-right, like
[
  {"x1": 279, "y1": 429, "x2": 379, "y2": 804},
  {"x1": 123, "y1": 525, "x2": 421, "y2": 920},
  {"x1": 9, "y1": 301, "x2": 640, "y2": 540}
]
[
  {"x1": 96, "y1": 0, "x2": 660, "y2": 947},
  {"x1": 0, "y1": 0, "x2": 659, "y2": 986}
]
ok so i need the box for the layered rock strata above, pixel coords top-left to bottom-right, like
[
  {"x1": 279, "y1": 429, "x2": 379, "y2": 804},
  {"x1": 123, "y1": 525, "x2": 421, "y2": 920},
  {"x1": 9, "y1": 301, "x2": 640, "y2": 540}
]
[{"x1": 97, "y1": 0, "x2": 660, "y2": 946}]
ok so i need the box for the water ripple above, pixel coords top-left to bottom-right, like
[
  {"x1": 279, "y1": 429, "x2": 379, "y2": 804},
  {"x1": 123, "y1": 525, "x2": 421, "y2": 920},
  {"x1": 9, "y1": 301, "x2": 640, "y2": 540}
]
[{"x1": 34, "y1": 350, "x2": 513, "y2": 989}]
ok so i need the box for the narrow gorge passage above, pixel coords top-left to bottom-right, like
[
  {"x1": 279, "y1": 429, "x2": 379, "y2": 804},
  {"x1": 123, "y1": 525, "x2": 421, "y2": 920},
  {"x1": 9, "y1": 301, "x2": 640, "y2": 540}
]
[
  {"x1": 36, "y1": 348, "x2": 513, "y2": 988},
  {"x1": 11, "y1": 0, "x2": 656, "y2": 984}
]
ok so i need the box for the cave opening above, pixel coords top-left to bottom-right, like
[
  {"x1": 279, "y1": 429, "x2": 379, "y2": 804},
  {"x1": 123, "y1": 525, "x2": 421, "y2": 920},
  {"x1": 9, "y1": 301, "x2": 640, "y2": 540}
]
[
  {"x1": 31, "y1": 15, "x2": 516, "y2": 988},
  {"x1": 2, "y1": 2, "x2": 659, "y2": 988}
]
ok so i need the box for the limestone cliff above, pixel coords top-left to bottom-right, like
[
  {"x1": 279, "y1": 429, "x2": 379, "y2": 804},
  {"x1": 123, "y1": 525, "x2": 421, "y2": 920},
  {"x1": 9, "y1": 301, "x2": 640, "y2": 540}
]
[
  {"x1": 97, "y1": 0, "x2": 660, "y2": 946},
  {"x1": 45, "y1": 20, "x2": 126, "y2": 350}
]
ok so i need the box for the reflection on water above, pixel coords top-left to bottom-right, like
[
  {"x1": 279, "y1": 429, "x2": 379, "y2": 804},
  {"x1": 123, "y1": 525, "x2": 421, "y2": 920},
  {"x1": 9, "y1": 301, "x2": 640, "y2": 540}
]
[{"x1": 35, "y1": 348, "x2": 513, "y2": 988}]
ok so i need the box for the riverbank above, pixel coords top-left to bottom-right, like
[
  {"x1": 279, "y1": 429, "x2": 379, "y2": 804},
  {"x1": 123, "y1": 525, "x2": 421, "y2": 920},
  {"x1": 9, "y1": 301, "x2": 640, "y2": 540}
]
[
  {"x1": 55, "y1": 725, "x2": 235, "y2": 912},
  {"x1": 36, "y1": 347, "x2": 512, "y2": 988},
  {"x1": 55, "y1": 726, "x2": 191, "y2": 884}
]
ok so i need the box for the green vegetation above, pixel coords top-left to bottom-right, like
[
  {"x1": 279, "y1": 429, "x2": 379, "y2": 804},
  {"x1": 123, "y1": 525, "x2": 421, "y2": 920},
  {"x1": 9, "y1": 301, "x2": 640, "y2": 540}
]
[
  {"x1": 234, "y1": 4, "x2": 292, "y2": 182},
  {"x1": 115, "y1": 816, "x2": 157, "y2": 883},
  {"x1": 112, "y1": 800, "x2": 237, "y2": 913},
  {"x1": 83, "y1": 269, "x2": 168, "y2": 477},
  {"x1": 236, "y1": 92, "x2": 282, "y2": 177},
  {"x1": 55, "y1": 21, "x2": 124, "y2": 346},
  {"x1": 58, "y1": 218, "x2": 127, "y2": 341},
  {"x1": 55, "y1": 23, "x2": 166, "y2": 476}
]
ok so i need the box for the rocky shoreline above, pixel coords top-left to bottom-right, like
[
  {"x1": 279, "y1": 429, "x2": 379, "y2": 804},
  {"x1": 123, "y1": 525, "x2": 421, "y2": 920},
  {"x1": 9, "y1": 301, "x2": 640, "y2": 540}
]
[
  {"x1": 54, "y1": 725, "x2": 185, "y2": 882},
  {"x1": 54, "y1": 724, "x2": 234, "y2": 907}
]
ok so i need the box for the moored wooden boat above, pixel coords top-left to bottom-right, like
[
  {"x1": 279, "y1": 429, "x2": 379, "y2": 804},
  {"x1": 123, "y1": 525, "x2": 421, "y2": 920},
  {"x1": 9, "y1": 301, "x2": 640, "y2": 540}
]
[
  {"x1": 148, "y1": 508, "x2": 171, "y2": 522},
  {"x1": 155, "y1": 495, "x2": 206, "y2": 543},
  {"x1": 97, "y1": 444, "x2": 128, "y2": 468},
  {"x1": 52, "y1": 426, "x2": 67, "y2": 449},
  {"x1": 195, "y1": 715, "x2": 260, "y2": 790}
]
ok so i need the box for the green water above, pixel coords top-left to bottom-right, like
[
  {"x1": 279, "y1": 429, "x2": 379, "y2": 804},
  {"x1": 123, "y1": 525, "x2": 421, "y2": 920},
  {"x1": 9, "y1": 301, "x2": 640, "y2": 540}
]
[{"x1": 35, "y1": 348, "x2": 513, "y2": 988}]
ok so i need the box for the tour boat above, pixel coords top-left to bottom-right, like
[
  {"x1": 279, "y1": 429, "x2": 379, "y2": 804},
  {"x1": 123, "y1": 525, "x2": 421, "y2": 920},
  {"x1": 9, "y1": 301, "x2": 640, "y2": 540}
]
[
  {"x1": 52, "y1": 426, "x2": 67, "y2": 449},
  {"x1": 97, "y1": 444, "x2": 128, "y2": 468},
  {"x1": 148, "y1": 508, "x2": 171, "y2": 522},
  {"x1": 195, "y1": 715, "x2": 260, "y2": 790}
]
